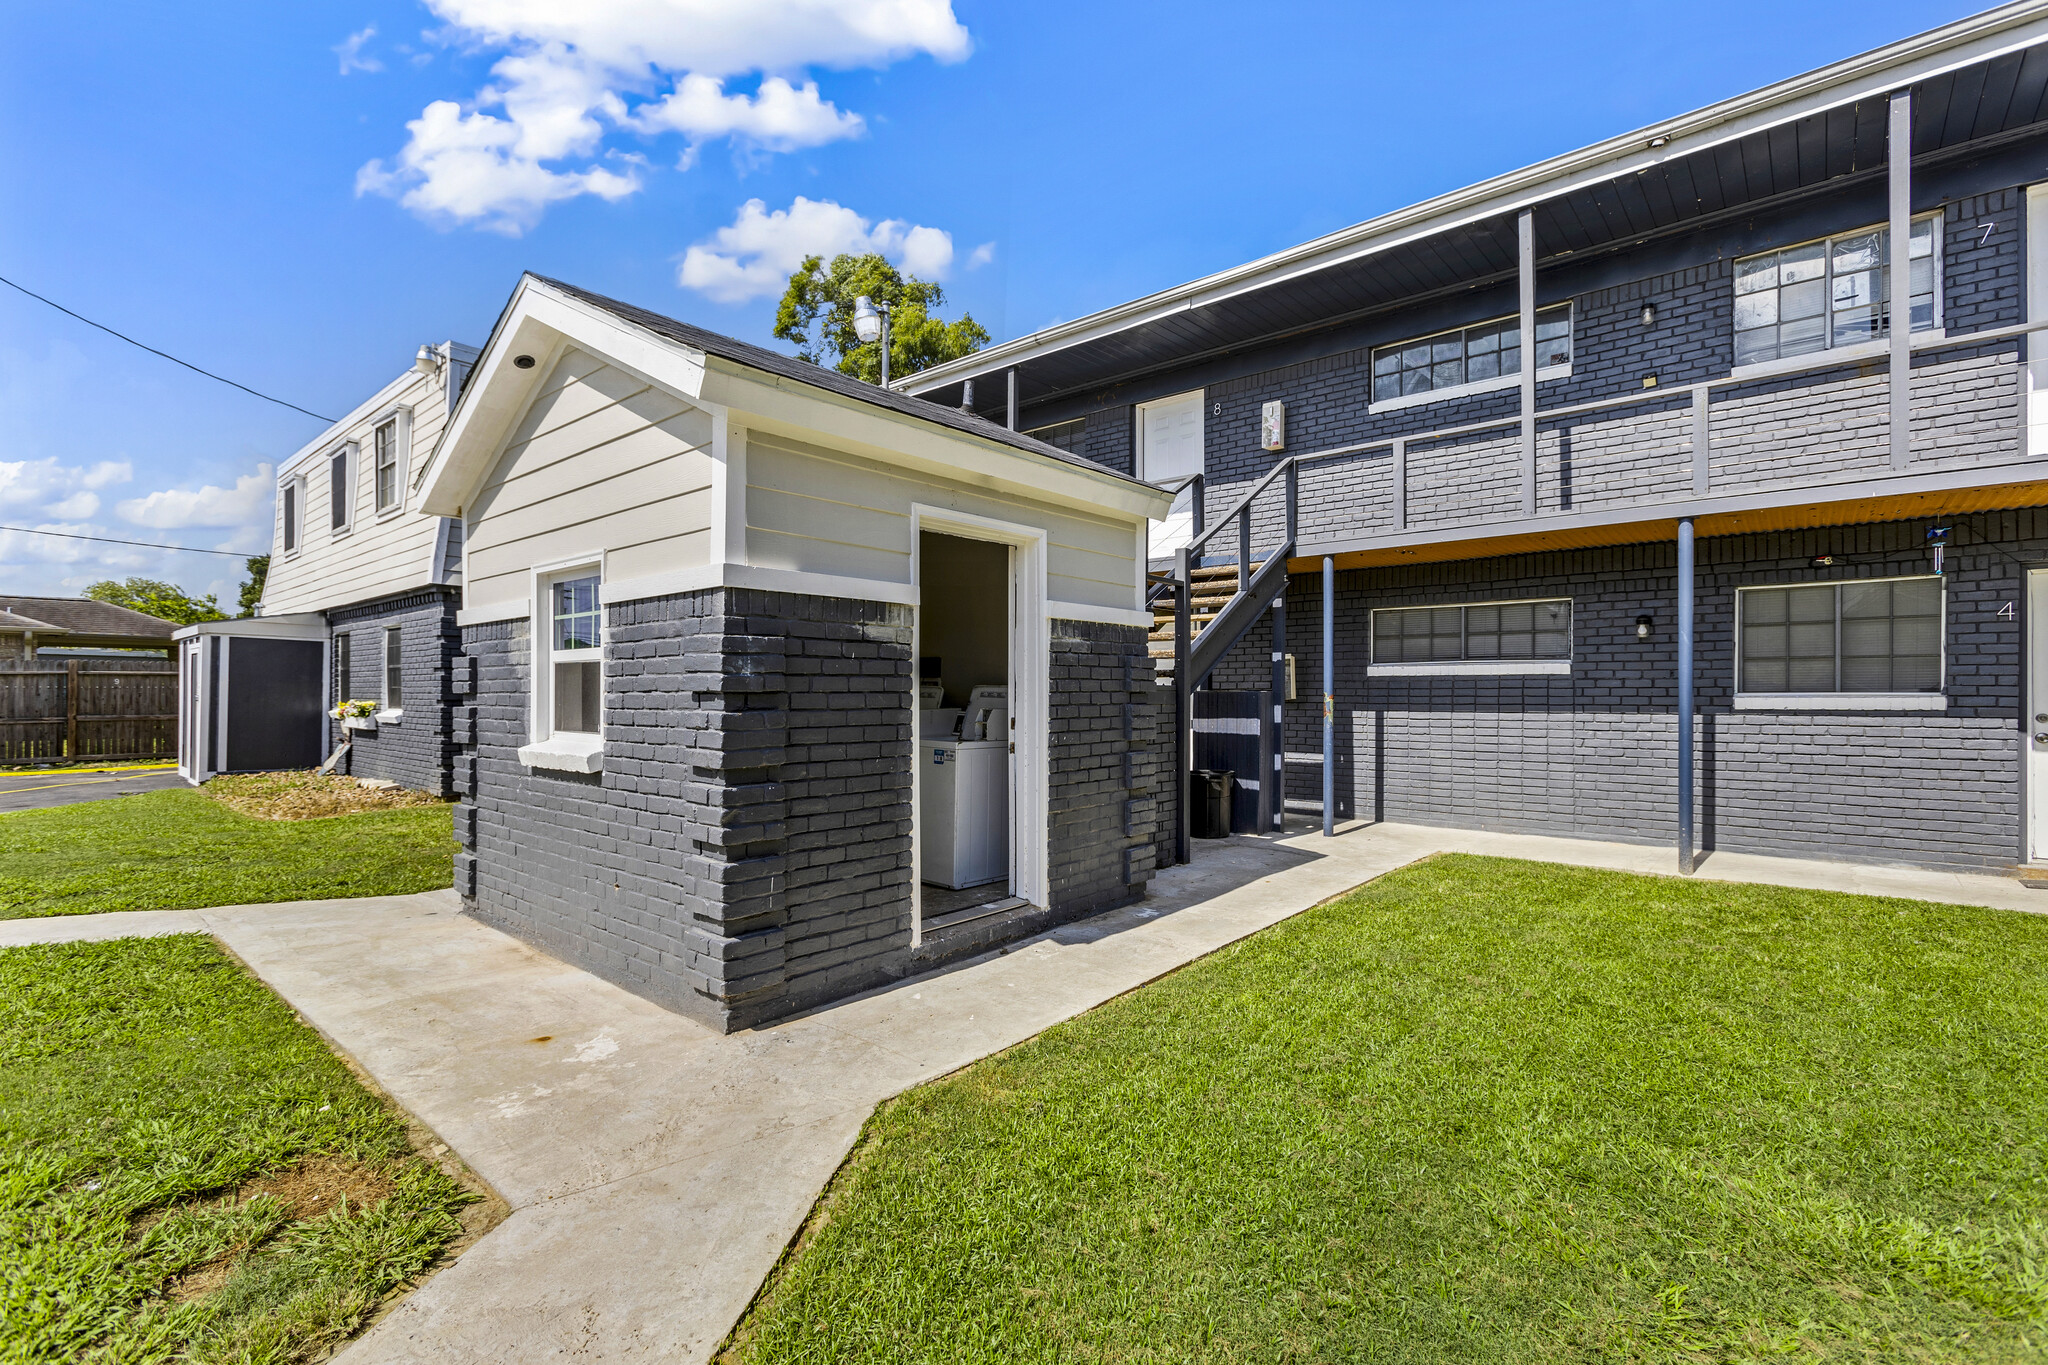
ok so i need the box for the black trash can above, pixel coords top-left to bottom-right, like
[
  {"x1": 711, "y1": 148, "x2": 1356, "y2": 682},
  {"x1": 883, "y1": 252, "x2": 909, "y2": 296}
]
[{"x1": 1191, "y1": 769, "x2": 1234, "y2": 839}]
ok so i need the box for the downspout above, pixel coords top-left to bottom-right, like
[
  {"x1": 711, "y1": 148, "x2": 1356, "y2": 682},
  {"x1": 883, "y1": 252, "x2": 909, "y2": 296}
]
[
  {"x1": 1322, "y1": 556, "x2": 1335, "y2": 837},
  {"x1": 1678, "y1": 517, "x2": 1696, "y2": 874}
]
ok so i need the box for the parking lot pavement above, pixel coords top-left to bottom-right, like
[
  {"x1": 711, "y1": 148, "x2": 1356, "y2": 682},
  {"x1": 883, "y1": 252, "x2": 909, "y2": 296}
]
[{"x1": 0, "y1": 767, "x2": 187, "y2": 814}]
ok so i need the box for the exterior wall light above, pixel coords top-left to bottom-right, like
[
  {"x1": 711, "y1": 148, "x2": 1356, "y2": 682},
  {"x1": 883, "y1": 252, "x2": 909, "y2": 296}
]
[
  {"x1": 852, "y1": 295, "x2": 893, "y2": 385},
  {"x1": 1640, "y1": 301, "x2": 1657, "y2": 328},
  {"x1": 1636, "y1": 614, "x2": 1654, "y2": 639}
]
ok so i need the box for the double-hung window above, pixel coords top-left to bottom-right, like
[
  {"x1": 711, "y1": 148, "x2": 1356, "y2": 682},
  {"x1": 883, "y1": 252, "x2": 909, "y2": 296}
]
[
  {"x1": 329, "y1": 447, "x2": 351, "y2": 533},
  {"x1": 1733, "y1": 217, "x2": 1940, "y2": 366},
  {"x1": 383, "y1": 626, "x2": 403, "y2": 713},
  {"x1": 1371, "y1": 305, "x2": 1572, "y2": 407},
  {"x1": 1370, "y1": 598, "x2": 1571, "y2": 673},
  {"x1": 549, "y1": 574, "x2": 603, "y2": 736},
  {"x1": 1736, "y1": 576, "x2": 1942, "y2": 708},
  {"x1": 373, "y1": 417, "x2": 401, "y2": 514}
]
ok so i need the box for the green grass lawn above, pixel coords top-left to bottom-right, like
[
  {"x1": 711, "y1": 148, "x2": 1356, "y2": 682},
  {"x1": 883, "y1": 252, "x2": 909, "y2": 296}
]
[
  {"x1": 0, "y1": 934, "x2": 479, "y2": 1363},
  {"x1": 725, "y1": 855, "x2": 2048, "y2": 1364},
  {"x1": 0, "y1": 789, "x2": 455, "y2": 919}
]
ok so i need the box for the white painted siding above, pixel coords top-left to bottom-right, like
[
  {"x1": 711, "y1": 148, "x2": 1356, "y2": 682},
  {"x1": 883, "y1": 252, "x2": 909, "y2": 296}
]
[
  {"x1": 463, "y1": 349, "x2": 717, "y2": 615},
  {"x1": 745, "y1": 432, "x2": 1142, "y2": 613},
  {"x1": 262, "y1": 364, "x2": 459, "y2": 616}
]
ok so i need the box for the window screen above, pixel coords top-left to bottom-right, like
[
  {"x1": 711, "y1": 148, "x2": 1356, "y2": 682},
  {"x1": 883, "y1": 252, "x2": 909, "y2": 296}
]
[
  {"x1": 384, "y1": 626, "x2": 403, "y2": 709},
  {"x1": 551, "y1": 574, "x2": 602, "y2": 735},
  {"x1": 374, "y1": 419, "x2": 399, "y2": 511},
  {"x1": 1739, "y1": 578, "x2": 1941, "y2": 693},
  {"x1": 330, "y1": 451, "x2": 349, "y2": 530},
  {"x1": 1372, "y1": 306, "x2": 1572, "y2": 403},
  {"x1": 1373, "y1": 599, "x2": 1571, "y2": 663},
  {"x1": 1733, "y1": 218, "x2": 1937, "y2": 366}
]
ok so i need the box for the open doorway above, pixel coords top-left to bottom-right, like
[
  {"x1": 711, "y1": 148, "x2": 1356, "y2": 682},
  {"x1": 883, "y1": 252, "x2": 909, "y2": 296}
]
[{"x1": 916, "y1": 529, "x2": 1021, "y2": 930}]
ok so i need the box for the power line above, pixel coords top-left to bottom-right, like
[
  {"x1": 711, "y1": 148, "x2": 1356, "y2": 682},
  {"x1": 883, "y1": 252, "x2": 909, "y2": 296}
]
[
  {"x1": 0, "y1": 273, "x2": 336, "y2": 423},
  {"x1": 0, "y1": 525, "x2": 258, "y2": 559}
]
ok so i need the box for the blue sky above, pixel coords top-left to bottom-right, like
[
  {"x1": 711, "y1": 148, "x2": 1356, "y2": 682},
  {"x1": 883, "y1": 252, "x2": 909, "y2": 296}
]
[{"x1": 0, "y1": 0, "x2": 1983, "y2": 602}]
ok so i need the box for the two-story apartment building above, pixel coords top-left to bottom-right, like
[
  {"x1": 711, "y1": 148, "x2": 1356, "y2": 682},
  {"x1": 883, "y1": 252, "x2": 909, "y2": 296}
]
[
  {"x1": 254, "y1": 342, "x2": 478, "y2": 793},
  {"x1": 905, "y1": 3, "x2": 2048, "y2": 877}
]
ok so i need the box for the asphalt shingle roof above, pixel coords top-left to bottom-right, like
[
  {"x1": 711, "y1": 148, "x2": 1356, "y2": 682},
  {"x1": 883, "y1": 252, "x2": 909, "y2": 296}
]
[
  {"x1": 0, "y1": 596, "x2": 178, "y2": 640},
  {"x1": 532, "y1": 276, "x2": 1153, "y2": 490}
]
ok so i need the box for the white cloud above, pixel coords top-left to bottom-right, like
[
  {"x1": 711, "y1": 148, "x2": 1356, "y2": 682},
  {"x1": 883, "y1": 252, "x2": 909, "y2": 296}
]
[
  {"x1": 360, "y1": 1, "x2": 968, "y2": 232},
  {"x1": 336, "y1": 26, "x2": 383, "y2": 75},
  {"x1": 678, "y1": 196, "x2": 955, "y2": 304},
  {"x1": 47, "y1": 492, "x2": 99, "y2": 519},
  {"x1": 967, "y1": 241, "x2": 995, "y2": 268},
  {"x1": 117, "y1": 465, "x2": 274, "y2": 531},
  {"x1": 0, "y1": 457, "x2": 133, "y2": 515}
]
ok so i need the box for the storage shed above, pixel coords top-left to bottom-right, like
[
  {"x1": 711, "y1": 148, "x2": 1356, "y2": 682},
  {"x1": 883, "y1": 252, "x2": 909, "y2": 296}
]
[
  {"x1": 414, "y1": 274, "x2": 1173, "y2": 1031},
  {"x1": 173, "y1": 617, "x2": 329, "y2": 784}
]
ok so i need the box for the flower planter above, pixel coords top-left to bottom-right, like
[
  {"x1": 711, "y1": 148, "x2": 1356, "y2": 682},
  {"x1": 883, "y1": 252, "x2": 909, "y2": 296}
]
[{"x1": 342, "y1": 716, "x2": 377, "y2": 732}]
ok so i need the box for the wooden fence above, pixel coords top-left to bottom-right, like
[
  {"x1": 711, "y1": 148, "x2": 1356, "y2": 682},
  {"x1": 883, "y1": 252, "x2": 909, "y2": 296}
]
[{"x1": 0, "y1": 661, "x2": 178, "y2": 764}]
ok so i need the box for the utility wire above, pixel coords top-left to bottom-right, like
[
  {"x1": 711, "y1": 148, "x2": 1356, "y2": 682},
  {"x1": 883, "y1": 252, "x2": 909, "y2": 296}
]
[
  {"x1": 0, "y1": 273, "x2": 335, "y2": 423},
  {"x1": 0, "y1": 525, "x2": 257, "y2": 559}
]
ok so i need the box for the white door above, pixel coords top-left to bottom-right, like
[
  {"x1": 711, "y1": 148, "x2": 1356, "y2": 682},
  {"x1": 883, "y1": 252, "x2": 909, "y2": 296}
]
[
  {"x1": 2030, "y1": 569, "x2": 2048, "y2": 861},
  {"x1": 1137, "y1": 390, "x2": 1204, "y2": 559},
  {"x1": 178, "y1": 638, "x2": 203, "y2": 784}
]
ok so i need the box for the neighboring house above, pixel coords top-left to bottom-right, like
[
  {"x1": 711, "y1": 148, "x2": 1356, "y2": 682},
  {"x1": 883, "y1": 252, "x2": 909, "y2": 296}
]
[
  {"x1": 902, "y1": 5, "x2": 2048, "y2": 877},
  {"x1": 0, "y1": 596, "x2": 176, "y2": 662},
  {"x1": 236, "y1": 341, "x2": 480, "y2": 793},
  {"x1": 412, "y1": 275, "x2": 1170, "y2": 1031}
]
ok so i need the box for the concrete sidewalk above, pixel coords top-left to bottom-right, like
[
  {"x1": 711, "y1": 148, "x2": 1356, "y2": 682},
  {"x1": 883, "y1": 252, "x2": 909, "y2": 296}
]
[{"x1": 4, "y1": 823, "x2": 2044, "y2": 1361}]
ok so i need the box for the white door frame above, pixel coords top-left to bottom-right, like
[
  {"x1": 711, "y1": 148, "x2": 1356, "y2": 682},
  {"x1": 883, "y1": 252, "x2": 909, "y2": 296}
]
[
  {"x1": 2027, "y1": 567, "x2": 2048, "y2": 862},
  {"x1": 178, "y1": 637, "x2": 206, "y2": 785},
  {"x1": 908, "y1": 505, "x2": 1051, "y2": 946}
]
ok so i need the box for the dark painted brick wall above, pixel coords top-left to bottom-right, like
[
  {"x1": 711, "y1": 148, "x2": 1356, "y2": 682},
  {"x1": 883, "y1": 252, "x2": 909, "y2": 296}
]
[
  {"x1": 328, "y1": 587, "x2": 459, "y2": 796},
  {"x1": 1206, "y1": 512, "x2": 2036, "y2": 873}
]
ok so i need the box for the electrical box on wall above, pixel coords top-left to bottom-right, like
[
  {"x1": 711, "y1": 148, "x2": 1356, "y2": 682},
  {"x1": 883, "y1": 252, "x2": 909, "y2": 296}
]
[{"x1": 1260, "y1": 401, "x2": 1286, "y2": 451}]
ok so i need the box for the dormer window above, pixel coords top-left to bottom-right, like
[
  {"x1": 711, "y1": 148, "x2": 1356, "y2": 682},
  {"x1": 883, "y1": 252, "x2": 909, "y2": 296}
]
[
  {"x1": 374, "y1": 417, "x2": 401, "y2": 513},
  {"x1": 330, "y1": 447, "x2": 352, "y2": 533}
]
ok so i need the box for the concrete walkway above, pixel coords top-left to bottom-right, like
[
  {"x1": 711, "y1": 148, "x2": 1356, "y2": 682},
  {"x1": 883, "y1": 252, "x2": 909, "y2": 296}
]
[{"x1": 5, "y1": 823, "x2": 2044, "y2": 1361}]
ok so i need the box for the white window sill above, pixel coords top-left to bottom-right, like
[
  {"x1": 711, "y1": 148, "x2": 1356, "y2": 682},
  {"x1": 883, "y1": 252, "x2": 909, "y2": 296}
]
[
  {"x1": 1367, "y1": 659, "x2": 1570, "y2": 677},
  {"x1": 1367, "y1": 363, "x2": 1571, "y2": 415},
  {"x1": 519, "y1": 733, "x2": 604, "y2": 773},
  {"x1": 376, "y1": 708, "x2": 403, "y2": 725},
  {"x1": 1733, "y1": 693, "x2": 1946, "y2": 711},
  {"x1": 1730, "y1": 330, "x2": 1950, "y2": 382}
]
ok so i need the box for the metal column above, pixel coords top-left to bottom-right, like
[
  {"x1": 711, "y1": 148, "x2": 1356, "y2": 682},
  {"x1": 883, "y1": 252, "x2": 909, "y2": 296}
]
[
  {"x1": 1270, "y1": 592, "x2": 1286, "y2": 833},
  {"x1": 1321, "y1": 555, "x2": 1335, "y2": 837},
  {"x1": 1677, "y1": 518, "x2": 1696, "y2": 875},
  {"x1": 1888, "y1": 90, "x2": 1913, "y2": 470},
  {"x1": 1174, "y1": 545, "x2": 1192, "y2": 865},
  {"x1": 1518, "y1": 209, "x2": 1538, "y2": 515},
  {"x1": 1007, "y1": 369, "x2": 1019, "y2": 430}
]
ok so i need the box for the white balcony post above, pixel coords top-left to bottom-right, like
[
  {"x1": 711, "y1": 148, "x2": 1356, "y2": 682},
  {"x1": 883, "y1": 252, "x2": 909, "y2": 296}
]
[{"x1": 1889, "y1": 90, "x2": 1913, "y2": 470}]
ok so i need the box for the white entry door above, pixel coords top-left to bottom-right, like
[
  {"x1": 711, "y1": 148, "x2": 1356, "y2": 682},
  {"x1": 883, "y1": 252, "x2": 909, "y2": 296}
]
[
  {"x1": 2030, "y1": 568, "x2": 2048, "y2": 861},
  {"x1": 1137, "y1": 390, "x2": 1204, "y2": 559}
]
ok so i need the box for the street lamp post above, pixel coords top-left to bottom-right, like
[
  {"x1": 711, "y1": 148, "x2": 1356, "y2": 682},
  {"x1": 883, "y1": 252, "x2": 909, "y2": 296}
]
[{"x1": 852, "y1": 294, "x2": 893, "y2": 386}]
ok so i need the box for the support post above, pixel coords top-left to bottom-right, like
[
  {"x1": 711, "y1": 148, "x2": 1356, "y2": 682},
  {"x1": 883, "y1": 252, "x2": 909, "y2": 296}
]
[
  {"x1": 1321, "y1": 555, "x2": 1335, "y2": 837},
  {"x1": 1392, "y1": 437, "x2": 1408, "y2": 530},
  {"x1": 65, "y1": 658, "x2": 79, "y2": 759},
  {"x1": 1271, "y1": 591, "x2": 1287, "y2": 833},
  {"x1": 1007, "y1": 369, "x2": 1019, "y2": 430},
  {"x1": 1677, "y1": 517, "x2": 1696, "y2": 875},
  {"x1": 1888, "y1": 90, "x2": 1913, "y2": 470},
  {"x1": 960, "y1": 377, "x2": 975, "y2": 414},
  {"x1": 1518, "y1": 209, "x2": 1538, "y2": 515},
  {"x1": 1689, "y1": 384, "x2": 1711, "y2": 496},
  {"x1": 1174, "y1": 545, "x2": 1192, "y2": 865}
]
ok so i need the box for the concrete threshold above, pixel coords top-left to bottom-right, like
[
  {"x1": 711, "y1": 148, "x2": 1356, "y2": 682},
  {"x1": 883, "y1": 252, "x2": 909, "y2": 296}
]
[{"x1": 2, "y1": 825, "x2": 2043, "y2": 1361}]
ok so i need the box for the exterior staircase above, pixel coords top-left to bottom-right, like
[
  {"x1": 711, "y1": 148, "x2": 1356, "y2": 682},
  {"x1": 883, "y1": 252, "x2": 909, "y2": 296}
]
[{"x1": 1149, "y1": 561, "x2": 1256, "y2": 676}]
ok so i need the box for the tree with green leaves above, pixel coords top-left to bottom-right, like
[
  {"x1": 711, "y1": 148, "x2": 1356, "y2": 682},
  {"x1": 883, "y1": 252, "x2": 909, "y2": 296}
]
[
  {"x1": 83, "y1": 577, "x2": 228, "y2": 627},
  {"x1": 238, "y1": 555, "x2": 269, "y2": 617},
  {"x1": 774, "y1": 253, "x2": 989, "y2": 385}
]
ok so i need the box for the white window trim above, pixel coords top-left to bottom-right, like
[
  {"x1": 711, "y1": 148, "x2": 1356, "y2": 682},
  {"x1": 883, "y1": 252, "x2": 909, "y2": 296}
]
[
  {"x1": 1733, "y1": 573, "x2": 1945, "y2": 704},
  {"x1": 1369, "y1": 595, "x2": 1574, "y2": 670},
  {"x1": 1368, "y1": 304, "x2": 1574, "y2": 415},
  {"x1": 525, "y1": 556, "x2": 607, "y2": 768},
  {"x1": 378, "y1": 624, "x2": 404, "y2": 723},
  {"x1": 370, "y1": 406, "x2": 412, "y2": 520},
  {"x1": 279, "y1": 474, "x2": 306, "y2": 559},
  {"x1": 1367, "y1": 658, "x2": 1571, "y2": 677},
  {"x1": 328, "y1": 442, "x2": 357, "y2": 537},
  {"x1": 1730, "y1": 213, "x2": 1944, "y2": 374},
  {"x1": 1368, "y1": 361, "x2": 1572, "y2": 415}
]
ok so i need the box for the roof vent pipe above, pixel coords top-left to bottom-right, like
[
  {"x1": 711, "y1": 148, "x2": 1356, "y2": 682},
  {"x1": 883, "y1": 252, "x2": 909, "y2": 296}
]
[{"x1": 961, "y1": 378, "x2": 975, "y2": 414}]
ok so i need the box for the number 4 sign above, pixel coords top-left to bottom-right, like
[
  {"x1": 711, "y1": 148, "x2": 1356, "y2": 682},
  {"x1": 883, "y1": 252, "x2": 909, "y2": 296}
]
[{"x1": 2000, "y1": 601, "x2": 2018, "y2": 620}]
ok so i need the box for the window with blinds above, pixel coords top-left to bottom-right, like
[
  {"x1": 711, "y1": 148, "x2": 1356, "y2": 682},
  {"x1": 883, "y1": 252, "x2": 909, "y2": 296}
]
[
  {"x1": 1372, "y1": 599, "x2": 1571, "y2": 663},
  {"x1": 1737, "y1": 577, "x2": 1942, "y2": 694}
]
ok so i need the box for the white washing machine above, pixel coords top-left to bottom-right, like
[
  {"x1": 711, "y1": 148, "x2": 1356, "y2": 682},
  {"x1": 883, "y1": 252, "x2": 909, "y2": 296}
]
[{"x1": 920, "y1": 738, "x2": 1009, "y2": 889}]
